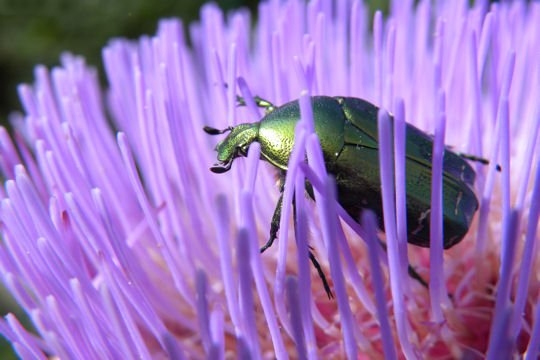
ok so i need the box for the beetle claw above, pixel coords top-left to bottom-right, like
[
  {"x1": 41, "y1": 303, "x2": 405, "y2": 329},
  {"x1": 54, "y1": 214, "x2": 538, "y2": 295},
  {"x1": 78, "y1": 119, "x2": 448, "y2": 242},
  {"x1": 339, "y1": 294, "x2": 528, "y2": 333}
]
[{"x1": 210, "y1": 161, "x2": 232, "y2": 173}]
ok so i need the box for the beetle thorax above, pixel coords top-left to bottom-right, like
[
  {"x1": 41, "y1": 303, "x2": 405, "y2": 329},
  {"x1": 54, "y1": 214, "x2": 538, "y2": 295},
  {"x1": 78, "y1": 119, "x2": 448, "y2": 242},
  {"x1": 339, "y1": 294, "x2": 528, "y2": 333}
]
[{"x1": 257, "y1": 124, "x2": 296, "y2": 170}]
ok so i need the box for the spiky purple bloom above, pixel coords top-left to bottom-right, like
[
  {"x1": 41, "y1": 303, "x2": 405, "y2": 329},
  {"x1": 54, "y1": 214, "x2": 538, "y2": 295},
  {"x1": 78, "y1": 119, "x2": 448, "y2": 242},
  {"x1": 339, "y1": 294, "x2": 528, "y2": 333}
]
[{"x1": 0, "y1": 0, "x2": 538, "y2": 358}]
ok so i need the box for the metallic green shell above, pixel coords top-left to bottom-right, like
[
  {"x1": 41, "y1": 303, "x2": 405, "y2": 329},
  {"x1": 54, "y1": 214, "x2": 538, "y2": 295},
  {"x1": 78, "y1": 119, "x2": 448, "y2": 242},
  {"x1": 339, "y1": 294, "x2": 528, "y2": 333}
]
[{"x1": 211, "y1": 95, "x2": 479, "y2": 249}]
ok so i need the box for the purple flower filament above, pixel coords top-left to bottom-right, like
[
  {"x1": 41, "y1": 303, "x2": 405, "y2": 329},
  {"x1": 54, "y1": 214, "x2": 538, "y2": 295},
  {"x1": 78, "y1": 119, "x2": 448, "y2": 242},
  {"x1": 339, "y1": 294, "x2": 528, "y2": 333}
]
[{"x1": 0, "y1": 1, "x2": 538, "y2": 358}]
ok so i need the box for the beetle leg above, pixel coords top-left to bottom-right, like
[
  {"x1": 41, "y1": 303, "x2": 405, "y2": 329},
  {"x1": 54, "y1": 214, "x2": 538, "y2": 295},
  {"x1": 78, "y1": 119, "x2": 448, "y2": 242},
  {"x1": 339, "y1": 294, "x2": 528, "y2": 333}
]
[
  {"x1": 236, "y1": 95, "x2": 275, "y2": 113},
  {"x1": 378, "y1": 241, "x2": 458, "y2": 298},
  {"x1": 290, "y1": 192, "x2": 333, "y2": 298},
  {"x1": 308, "y1": 249, "x2": 334, "y2": 299},
  {"x1": 259, "y1": 192, "x2": 283, "y2": 253},
  {"x1": 407, "y1": 265, "x2": 429, "y2": 289},
  {"x1": 259, "y1": 182, "x2": 334, "y2": 298},
  {"x1": 289, "y1": 190, "x2": 333, "y2": 299},
  {"x1": 235, "y1": 95, "x2": 247, "y2": 107},
  {"x1": 378, "y1": 240, "x2": 430, "y2": 289},
  {"x1": 253, "y1": 96, "x2": 275, "y2": 113}
]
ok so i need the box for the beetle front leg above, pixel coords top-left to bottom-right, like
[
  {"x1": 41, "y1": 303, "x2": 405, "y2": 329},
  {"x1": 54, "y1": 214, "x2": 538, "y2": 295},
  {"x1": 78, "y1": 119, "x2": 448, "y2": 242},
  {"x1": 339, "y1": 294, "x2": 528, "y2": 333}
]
[
  {"x1": 260, "y1": 192, "x2": 283, "y2": 253},
  {"x1": 253, "y1": 96, "x2": 275, "y2": 112},
  {"x1": 378, "y1": 240, "x2": 430, "y2": 289},
  {"x1": 259, "y1": 186, "x2": 334, "y2": 298}
]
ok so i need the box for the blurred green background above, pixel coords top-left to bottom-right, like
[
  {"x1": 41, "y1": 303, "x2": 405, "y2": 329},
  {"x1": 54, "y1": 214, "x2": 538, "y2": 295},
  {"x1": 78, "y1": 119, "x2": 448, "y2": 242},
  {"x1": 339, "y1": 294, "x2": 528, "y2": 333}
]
[
  {"x1": 0, "y1": 0, "x2": 386, "y2": 358},
  {"x1": 0, "y1": 0, "x2": 263, "y2": 122}
]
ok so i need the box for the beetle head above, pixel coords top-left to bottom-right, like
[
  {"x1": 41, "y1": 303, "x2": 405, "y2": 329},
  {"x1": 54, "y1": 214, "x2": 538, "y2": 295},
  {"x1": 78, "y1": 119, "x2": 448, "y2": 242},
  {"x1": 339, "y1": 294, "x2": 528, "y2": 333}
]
[{"x1": 203, "y1": 123, "x2": 260, "y2": 173}]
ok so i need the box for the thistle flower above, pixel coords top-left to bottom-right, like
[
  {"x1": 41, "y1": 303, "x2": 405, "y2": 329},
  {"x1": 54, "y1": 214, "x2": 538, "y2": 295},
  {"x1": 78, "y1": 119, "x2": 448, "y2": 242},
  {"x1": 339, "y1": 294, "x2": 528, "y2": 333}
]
[{"x1": 0, "y1": 0, "x2": 538, "y2": 358}]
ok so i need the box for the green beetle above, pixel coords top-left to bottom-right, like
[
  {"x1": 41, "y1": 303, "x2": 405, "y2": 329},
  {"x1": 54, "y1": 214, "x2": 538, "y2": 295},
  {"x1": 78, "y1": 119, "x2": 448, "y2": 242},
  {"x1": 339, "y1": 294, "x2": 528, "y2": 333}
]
[{"x1": 204, "y1": 95, "x2": 480, "y2": 297}]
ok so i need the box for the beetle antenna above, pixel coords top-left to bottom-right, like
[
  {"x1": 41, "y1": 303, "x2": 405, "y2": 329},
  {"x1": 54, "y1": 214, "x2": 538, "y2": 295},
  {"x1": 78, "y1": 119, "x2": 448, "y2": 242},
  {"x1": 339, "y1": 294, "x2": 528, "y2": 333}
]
[
  {"x1": 203, "y1": 126, "x2": 233, "y2": 135},
  {"x1": 458, "y1": 152, "x2": 502, "y2": 172},
  {"x1": 236, "y1": 95, "x2": 247, "y2": 107}
]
